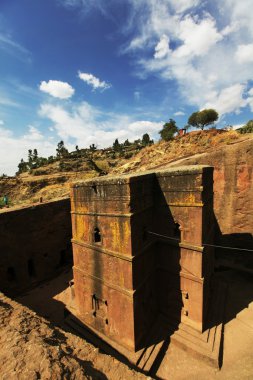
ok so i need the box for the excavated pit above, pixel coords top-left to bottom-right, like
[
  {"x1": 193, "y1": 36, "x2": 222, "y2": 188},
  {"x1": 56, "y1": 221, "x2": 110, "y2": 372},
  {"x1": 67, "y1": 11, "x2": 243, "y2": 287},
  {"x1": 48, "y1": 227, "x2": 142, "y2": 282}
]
[{"x1": 0, "y1": 164, "x2": 253, "y2": 379}]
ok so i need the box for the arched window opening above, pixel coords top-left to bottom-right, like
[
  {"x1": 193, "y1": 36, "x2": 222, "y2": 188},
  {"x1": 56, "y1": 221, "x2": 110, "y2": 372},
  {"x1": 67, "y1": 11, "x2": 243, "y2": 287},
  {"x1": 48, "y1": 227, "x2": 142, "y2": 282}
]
[
  {"x1": 94, "y1": 227, "x2": 101, "y2": 243},
  {"x1": 7, "y1": 267, "x2": 16, "y2": 282},
  {"x1": 91, "y1": 184, "x2": 97, "y2": 194},
  {"x1": 28, "y1": 259, "x2": 36, "y2": 277}
]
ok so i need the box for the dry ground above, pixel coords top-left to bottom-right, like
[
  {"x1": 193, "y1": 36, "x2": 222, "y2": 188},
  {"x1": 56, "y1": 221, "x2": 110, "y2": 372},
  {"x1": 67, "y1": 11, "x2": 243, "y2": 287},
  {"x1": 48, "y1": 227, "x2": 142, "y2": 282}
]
[
  {"x1": 0, "y1": 278, "x2": 147, "y2": 380},
  {"x1": 0, "y1": 267, "x2": 250, "y2": 380}
]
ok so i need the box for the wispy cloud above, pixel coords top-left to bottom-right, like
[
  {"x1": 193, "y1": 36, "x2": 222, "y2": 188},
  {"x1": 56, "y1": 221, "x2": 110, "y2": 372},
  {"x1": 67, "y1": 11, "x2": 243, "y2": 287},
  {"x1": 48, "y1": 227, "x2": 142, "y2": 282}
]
[
  {"x1": 78, "y1": 72, "x2": 111, "y2": 91},
  {"x1": 0, "y1": 91, "x2": 20, "y2": 108},
  {"x1": 0, "y1": 32, "x2": 32, "y2": 63},
  {"x1": 134, "y1": 91, "x2": 141, "y2": 101},
  {"x1": 58, "y1": 0, "x2": 113, "y2": 17}
]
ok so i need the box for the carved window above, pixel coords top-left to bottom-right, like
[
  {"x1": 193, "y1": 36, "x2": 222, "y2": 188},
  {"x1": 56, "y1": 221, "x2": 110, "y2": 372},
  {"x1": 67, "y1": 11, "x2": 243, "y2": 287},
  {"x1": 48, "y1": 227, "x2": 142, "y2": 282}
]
[
  {"x1": 94, "y1": 227, "x2": 101, "y2": 243},
  {"x1": 91, "y1": 184, "x2": 97, "y2": 194}
]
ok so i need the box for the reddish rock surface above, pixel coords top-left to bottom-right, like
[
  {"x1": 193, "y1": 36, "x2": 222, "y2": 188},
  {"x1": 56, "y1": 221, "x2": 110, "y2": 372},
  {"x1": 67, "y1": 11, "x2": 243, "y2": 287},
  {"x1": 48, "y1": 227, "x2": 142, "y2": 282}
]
[{"x1": 170, "y1": 138, "x2": 253, "y2": 242}]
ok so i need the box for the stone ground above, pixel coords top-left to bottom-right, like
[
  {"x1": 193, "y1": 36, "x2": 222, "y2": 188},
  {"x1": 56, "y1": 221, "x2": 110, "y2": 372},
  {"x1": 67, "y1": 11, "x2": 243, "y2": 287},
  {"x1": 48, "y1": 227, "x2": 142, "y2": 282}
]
[
  {"x1": 156, "y1": 270, "x2": 253, "y2": 380},
  {"x1": 1, "y1": 268, "x2": 252, "y2": 379}
]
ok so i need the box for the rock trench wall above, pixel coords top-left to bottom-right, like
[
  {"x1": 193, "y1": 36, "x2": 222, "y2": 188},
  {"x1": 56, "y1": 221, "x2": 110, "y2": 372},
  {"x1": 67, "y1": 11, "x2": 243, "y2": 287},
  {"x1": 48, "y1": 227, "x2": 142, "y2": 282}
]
[
  {"x1": 172, "y1": 139, "x2": 253, "y2": 249},
  {"x1": 0, "y1": 198, "x2": 72, "y2": 295}
]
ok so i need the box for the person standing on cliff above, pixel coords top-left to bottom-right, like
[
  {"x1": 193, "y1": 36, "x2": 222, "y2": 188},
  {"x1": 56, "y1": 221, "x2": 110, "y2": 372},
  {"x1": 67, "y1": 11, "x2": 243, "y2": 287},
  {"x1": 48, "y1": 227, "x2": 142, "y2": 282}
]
[{"x1": 3, "y1": 195, "x2": 8, "y2": 207}]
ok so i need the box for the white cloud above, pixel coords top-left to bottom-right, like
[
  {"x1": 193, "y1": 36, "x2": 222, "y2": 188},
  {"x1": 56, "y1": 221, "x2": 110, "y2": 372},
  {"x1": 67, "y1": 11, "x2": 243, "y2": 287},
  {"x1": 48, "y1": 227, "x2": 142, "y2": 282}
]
[
  {"x1": 0, "y1": 125, "x2": 55, "y2": 175},
  {"x1": 57, "y1": 0, "x2": 253, "y2": 116},
  {"x1": 169, "y1": 0, "x2": 201, "y2": 14},
  {"x1": 221, "y1": 0, "x2": 253, "y2": 34},
  {"x1": 204, "y1": 84, "x2": 247, "y2": 115},
  {"x1": 0, "y1": 120, "x2": 4, "y2": 125},
  {"x1": 248, "y1": 88, "x2": 253, "y2": 97},
  {"x1": 118, "y1": 0, "x2": 253, "y2": 115},
  {"x1": 232, "y1": 123, "x2": 244, "y2": 130},
  {"x1": 173, "y1": 15, "x2": 223, "y2": 58},
  {"x1": 128, "y1": 120, "x2": 161, "y2": 134},
  {"x1": 154, "y1": 35, "x2": 170, "y2": 59},
  {"x1": 235, "y1": 44, "x2": 253, "y2": 64},
  {"x1": 39, "y1": 80, "x2": 75, "y2": 99},
  {"x1": 247, "y1": 96, "x2": 253, "y2": 112},
  {"x1": 78, "y1": 72, "x2": 111, "y2": 91},
  {"x1": 174, "y1": 111, "x2": 185, "y2": 116},
  {"x1": 39, "y1": 101, "x2": 162, "y2": 148},
  {"x1": 23, "y1": 125, "x2": 44, "y2": 141}
]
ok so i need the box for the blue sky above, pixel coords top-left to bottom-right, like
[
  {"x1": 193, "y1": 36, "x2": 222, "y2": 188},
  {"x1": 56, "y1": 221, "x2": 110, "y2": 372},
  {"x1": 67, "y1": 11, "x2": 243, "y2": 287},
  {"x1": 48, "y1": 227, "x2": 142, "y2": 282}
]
[{"x1": 0, "y1": 0, "x2": 253, "y2": 174}]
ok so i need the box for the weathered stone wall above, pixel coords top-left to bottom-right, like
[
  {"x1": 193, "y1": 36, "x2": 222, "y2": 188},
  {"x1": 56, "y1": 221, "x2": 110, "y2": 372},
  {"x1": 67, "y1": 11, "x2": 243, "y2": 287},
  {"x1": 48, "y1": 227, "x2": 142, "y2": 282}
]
[
  {"x1": 0, "y1": 199, "x2": 72, "y2": 295},
  {"x1": 172, "y1": 139, "x2": 253, "y2": 248}
]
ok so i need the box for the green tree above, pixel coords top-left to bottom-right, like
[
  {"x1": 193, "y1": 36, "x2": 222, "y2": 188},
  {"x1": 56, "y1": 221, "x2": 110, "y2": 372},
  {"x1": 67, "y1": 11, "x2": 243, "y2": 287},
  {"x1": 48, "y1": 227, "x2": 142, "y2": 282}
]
[
  {"x1": 159, "y1": 119, "x2": 178, "y2": 141},
  {"x1": 75, "y1": 145, "x2": 80, "y2": 158},
  {"x1": 89, "y1": 143, "x2": 97, "y2": 152},
  {"x1": 123, "y1": 139, "x2": 130, "y2": 147},
  {"x1": 188, "y1": 109, "x2": 218, "y2": 130},
  {"x1": 27, "y1": 149, "x2": 39, "y2": 169},
  {"x1": 37, "y1": 157, "x2": 48, "y2": 167},
  {"x1": 33, "y1": 149, "x2": 38, "y2": 160},
  {"x1": 17, "y1": 158, "x2": 29, "y2": 174},
  {"x1": 142, "y1": 133, "x2": 153, "y2": 146},
  {"x1": 28, "y1": 149, "x2": 33, "y2": 164},
  {"x1": 238, "y1": 120, "x2": 253, "y2": 134},
  {"x1": 32, "y1": 149, "x2": 39, "y2": 167},
  {"x1": 113, "y1": 138, "x2": 121, "y2": 152},
  {"x1": 56, "y1": 140, "x2": 69, "y2": 158}
]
